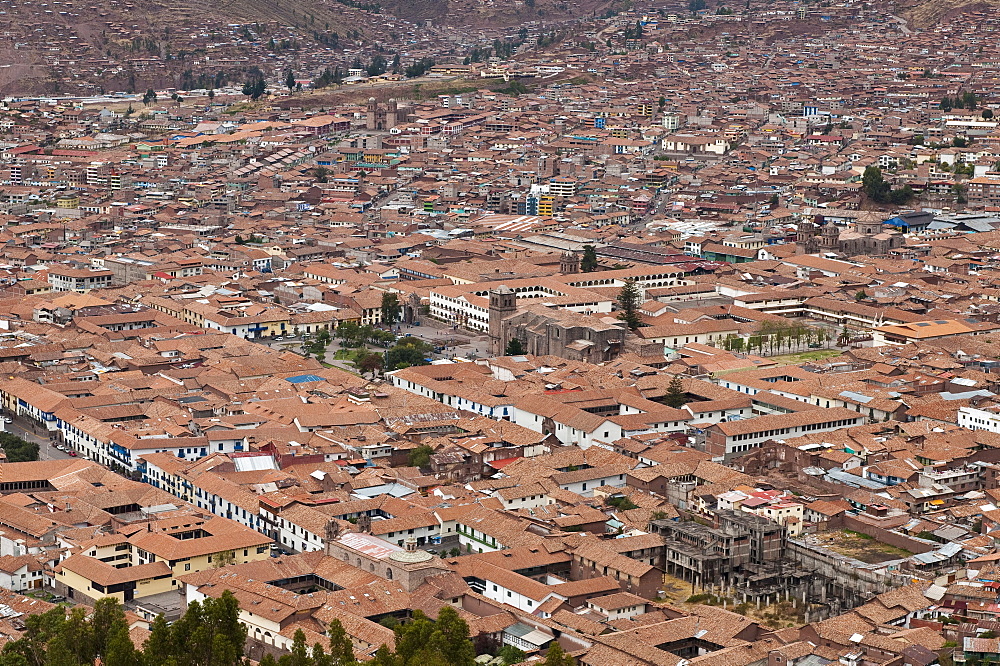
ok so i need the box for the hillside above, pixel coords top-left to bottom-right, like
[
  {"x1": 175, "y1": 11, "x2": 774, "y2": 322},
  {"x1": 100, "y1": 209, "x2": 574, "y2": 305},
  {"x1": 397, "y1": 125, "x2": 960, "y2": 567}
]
[
  {"x1": 899, "y1": 0, "x2": 1000, "y2": 28},
  {"x1": 380, "y1": 0, "x2": 610, "y2": 25}
]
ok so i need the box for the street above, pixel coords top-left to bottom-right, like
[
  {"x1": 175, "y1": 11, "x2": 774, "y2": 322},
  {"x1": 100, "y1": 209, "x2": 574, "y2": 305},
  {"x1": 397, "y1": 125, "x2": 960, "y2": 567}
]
[{"x1": 1, "y1": 414, "x2": 72, "y2": 461}]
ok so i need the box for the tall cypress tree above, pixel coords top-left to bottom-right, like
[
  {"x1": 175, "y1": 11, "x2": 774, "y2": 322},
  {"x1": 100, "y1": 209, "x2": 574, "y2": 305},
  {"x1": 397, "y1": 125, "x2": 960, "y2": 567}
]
[
  {"x1": 428, "y1": 607, "x2": 475, "y2": 666},
  {"x1": 102, "y1": 618, "x2": 140, "y2": 666},
  {"x1": 327, "y1": 620, "x2": 357, "y2": 666},
  {"x1": 617, "y1": 279, "x2": 644, "y2": 331}
]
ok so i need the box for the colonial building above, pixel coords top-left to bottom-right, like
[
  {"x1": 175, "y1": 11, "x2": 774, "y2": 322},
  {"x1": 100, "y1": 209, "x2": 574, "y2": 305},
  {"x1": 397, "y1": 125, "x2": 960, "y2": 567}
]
[
  {"x1": 797, "y1": 214, "x2": 904, "y2": 256},
  {"x1": 366, "y1": 98, "x2": 400, "y2": 131},
  {"x1": 488, "y1": 286, "x2": 626, "y2": 362}
]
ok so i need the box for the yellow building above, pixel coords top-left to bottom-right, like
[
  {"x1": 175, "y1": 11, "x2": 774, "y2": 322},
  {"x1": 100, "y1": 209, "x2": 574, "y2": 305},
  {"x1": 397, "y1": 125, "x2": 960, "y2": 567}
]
[
  {"x1": 54, "y1": 512, "x2": 271, "y2": 604},
  {"x1": 55, "y1": 194, "x2": 80, "y2": 209}
]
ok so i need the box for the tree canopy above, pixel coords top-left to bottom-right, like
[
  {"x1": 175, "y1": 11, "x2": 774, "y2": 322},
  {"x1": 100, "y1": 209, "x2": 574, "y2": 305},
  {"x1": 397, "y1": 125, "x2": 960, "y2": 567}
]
[
  {"x1": 0, "y1": 433, "x2": 38, "y2": 462},
  {"x1": 663, "y1": 375, "x2": 687, "y2": 408},
  {"x1": 0, "y1": 592, "x2": 246, "y2": 666},
  {"x1": 381, "y1": 293, "x2": 402, "y2": 327},
  {"x1": 242, "y1": 75, "x2": 267, "y2": 100},
  {"x1": 505, "y1": 338, "x2": 526, "y2": 356},
  {"x1": 385, "y1": 338, "x2": 434, "y2": 370}
]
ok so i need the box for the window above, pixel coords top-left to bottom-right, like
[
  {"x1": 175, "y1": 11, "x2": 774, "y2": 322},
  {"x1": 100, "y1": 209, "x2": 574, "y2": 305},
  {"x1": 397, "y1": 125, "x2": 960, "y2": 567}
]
[{"x1": 184, "y1": 563, "x2": 191, "y2": 571}]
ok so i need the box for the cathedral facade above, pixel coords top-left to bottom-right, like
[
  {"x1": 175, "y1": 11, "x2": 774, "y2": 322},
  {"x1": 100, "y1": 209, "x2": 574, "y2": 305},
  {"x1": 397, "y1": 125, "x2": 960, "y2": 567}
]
[{"x1": 796, "y1": 214, "x2": 905, "y2": 256}]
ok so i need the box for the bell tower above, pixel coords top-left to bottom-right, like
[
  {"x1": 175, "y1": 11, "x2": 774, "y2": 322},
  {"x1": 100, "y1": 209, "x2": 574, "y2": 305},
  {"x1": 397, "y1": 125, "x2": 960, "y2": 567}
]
[
  {"x1": 819, "y1": 220, "x2": 840, "y2": 252},
  {"x1": 366, "y1": 97, "x2": 377, "y2": 131},
  {"x1": 560, "y1": 251, "x2": 580, "y2": 274},
  {"x1": 489, "y1": 285, "x2": 517, "y2": 356},
  {"x1": 387, "y1": 98, "x2": 398, "y2": 128}
]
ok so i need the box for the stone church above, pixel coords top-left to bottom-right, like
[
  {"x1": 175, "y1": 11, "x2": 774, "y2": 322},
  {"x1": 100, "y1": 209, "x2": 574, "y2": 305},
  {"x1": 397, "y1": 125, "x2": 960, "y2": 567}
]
[
  {"x1": 366, "y1": 97, "x2": 400, "y2": 131},
  {"x1": 488, "y1": 285, "x2": 626, "y2": 363},
  {"x1": 796, "y1": 213, "x2": 904, "y2": 256}
]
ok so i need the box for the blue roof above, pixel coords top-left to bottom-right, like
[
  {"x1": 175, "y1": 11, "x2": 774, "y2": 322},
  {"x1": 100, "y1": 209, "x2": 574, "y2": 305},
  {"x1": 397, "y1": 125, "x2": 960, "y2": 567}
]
[{"x1": 284, "y1": 374, "x2": 324, "y2": 384}]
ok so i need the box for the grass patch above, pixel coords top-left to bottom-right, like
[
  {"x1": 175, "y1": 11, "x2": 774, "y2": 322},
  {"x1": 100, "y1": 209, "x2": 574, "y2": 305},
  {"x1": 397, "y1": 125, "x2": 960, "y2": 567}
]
[
  {"x1": 770, "y1": 349, "x2": 842, "y2": 364},
  {"x1": 817, "y1": 529, "x2": 912, "y2": 564}
]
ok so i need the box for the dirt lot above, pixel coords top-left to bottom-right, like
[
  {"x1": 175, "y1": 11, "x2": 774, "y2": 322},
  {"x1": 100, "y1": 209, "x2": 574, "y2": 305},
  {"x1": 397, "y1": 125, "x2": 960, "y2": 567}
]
[{"x1": 813, "y1": 530, "x2": 912, "y2": 564}]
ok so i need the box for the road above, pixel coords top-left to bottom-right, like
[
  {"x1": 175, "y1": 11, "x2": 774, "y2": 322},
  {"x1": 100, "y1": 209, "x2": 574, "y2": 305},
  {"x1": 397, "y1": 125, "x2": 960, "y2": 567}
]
[
  {"x1": 888, "y1": 14, "x2": 912, "y2": 34},
  {"x1": 0, "y1": 414, "x2": 72, "y2": 461}
]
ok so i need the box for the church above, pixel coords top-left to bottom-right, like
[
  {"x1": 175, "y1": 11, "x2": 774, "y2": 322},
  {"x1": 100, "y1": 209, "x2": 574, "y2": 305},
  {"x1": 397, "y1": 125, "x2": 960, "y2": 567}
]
[
  {"x1": 488, "y1": 284, "x2": 627, "y2": 363},
  {"x1": 366, "y1": 97, "x2": 401, "y2": 131},
  {"x1": 796, "y1": 213, "x2": 905, "y2": 256}
]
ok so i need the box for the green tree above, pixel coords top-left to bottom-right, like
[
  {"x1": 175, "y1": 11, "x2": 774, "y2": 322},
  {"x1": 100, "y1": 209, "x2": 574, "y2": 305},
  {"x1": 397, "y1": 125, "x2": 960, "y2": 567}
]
[
  {"x1": 142, "y1": 615, "x2": 173, "y2": 666},
  {"x1": 385, "y1": 338, "x2": 433, "y2": 370},
  {"x1": 142, "y1": 88, "x2": 156, "y2": 106},
  {"x1": 497, "y1": 645, "x2": 527, "y2": 666},
  {"x1": 285, "y1": 69, "x2": 296, "y2": 92},
  {"x1": 369, "y1": 646, "x2": 397, "y2": 666},
  {"x1": 984, "y1": 109, "x2": 995, "y2": 120},
  {"x1": 940, "y1": 96, "x2": 952, "y2": 111},
  {"x1": 0, "y1": 433, "x2": 39, "y2": 462},
  {"x1": 664, "y1": 375, "x2": 686, "y2": 408},
  {"x1": 102, "y1": 616, "x2": 140, "y2": 666},
  {"x1": 2, "y1": 606, "x2": 68, "y2": 666},
  {"x1": 242, "y1": 75, "x2": 267, "y2": 100},
  {"x1": 605, "y1": 495, "x2": 638, "y2": 510},
  {"x1": 167, "y1": 591, "x2": 245, "y2": 666},
  {"x1": 61, "y1": 608, "x2": 95, "y2": 665},
  {"x1": 394, "y1": 611, "x2": 435, "y2": 665},
  {"x1": 888, "y1": 185, "x2": 915, "y2": 205},
  {"x1": 581, "y1": 245, "x2": 598, "y2": 272},
  {"x1": 862, "y1": 165, "x2": 889, "y2": 203},
  {"x1": 427, "y1": 606, "x2": 474, "y2": 666},
  {"x1": 381, "y1": 293, "x2": 401, "y2": 326},
  {"x1": 91, "y1": 597, "x2": 126, "y2": 659},
  {"x1": 366, "y1": 55, "x2": 388, "y2": 77},
  {"x1": 327, "y1": 620, "x2": 357, "y2": 666},
  {"x1": 504, "y1": 338, "x2": 526, "y2": 356},
  {"x1": 314, "y1": 166, "x2": 330, "y2": 182},
  {"x1": 408, "y1": 445, "x2": 433, "y2": 468},
  {"x1": 355, "y1": 350, "x2": 384, "y2": 377},
  {"x1": 616, "y1": 279, "x2": 643, "y2": 331},
  {"x1": 543, "y1": 643, "x2": 576, "y2": 666},
  {"x1": 283, "y1": 629, "x2": 310, "y2": 666}
]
